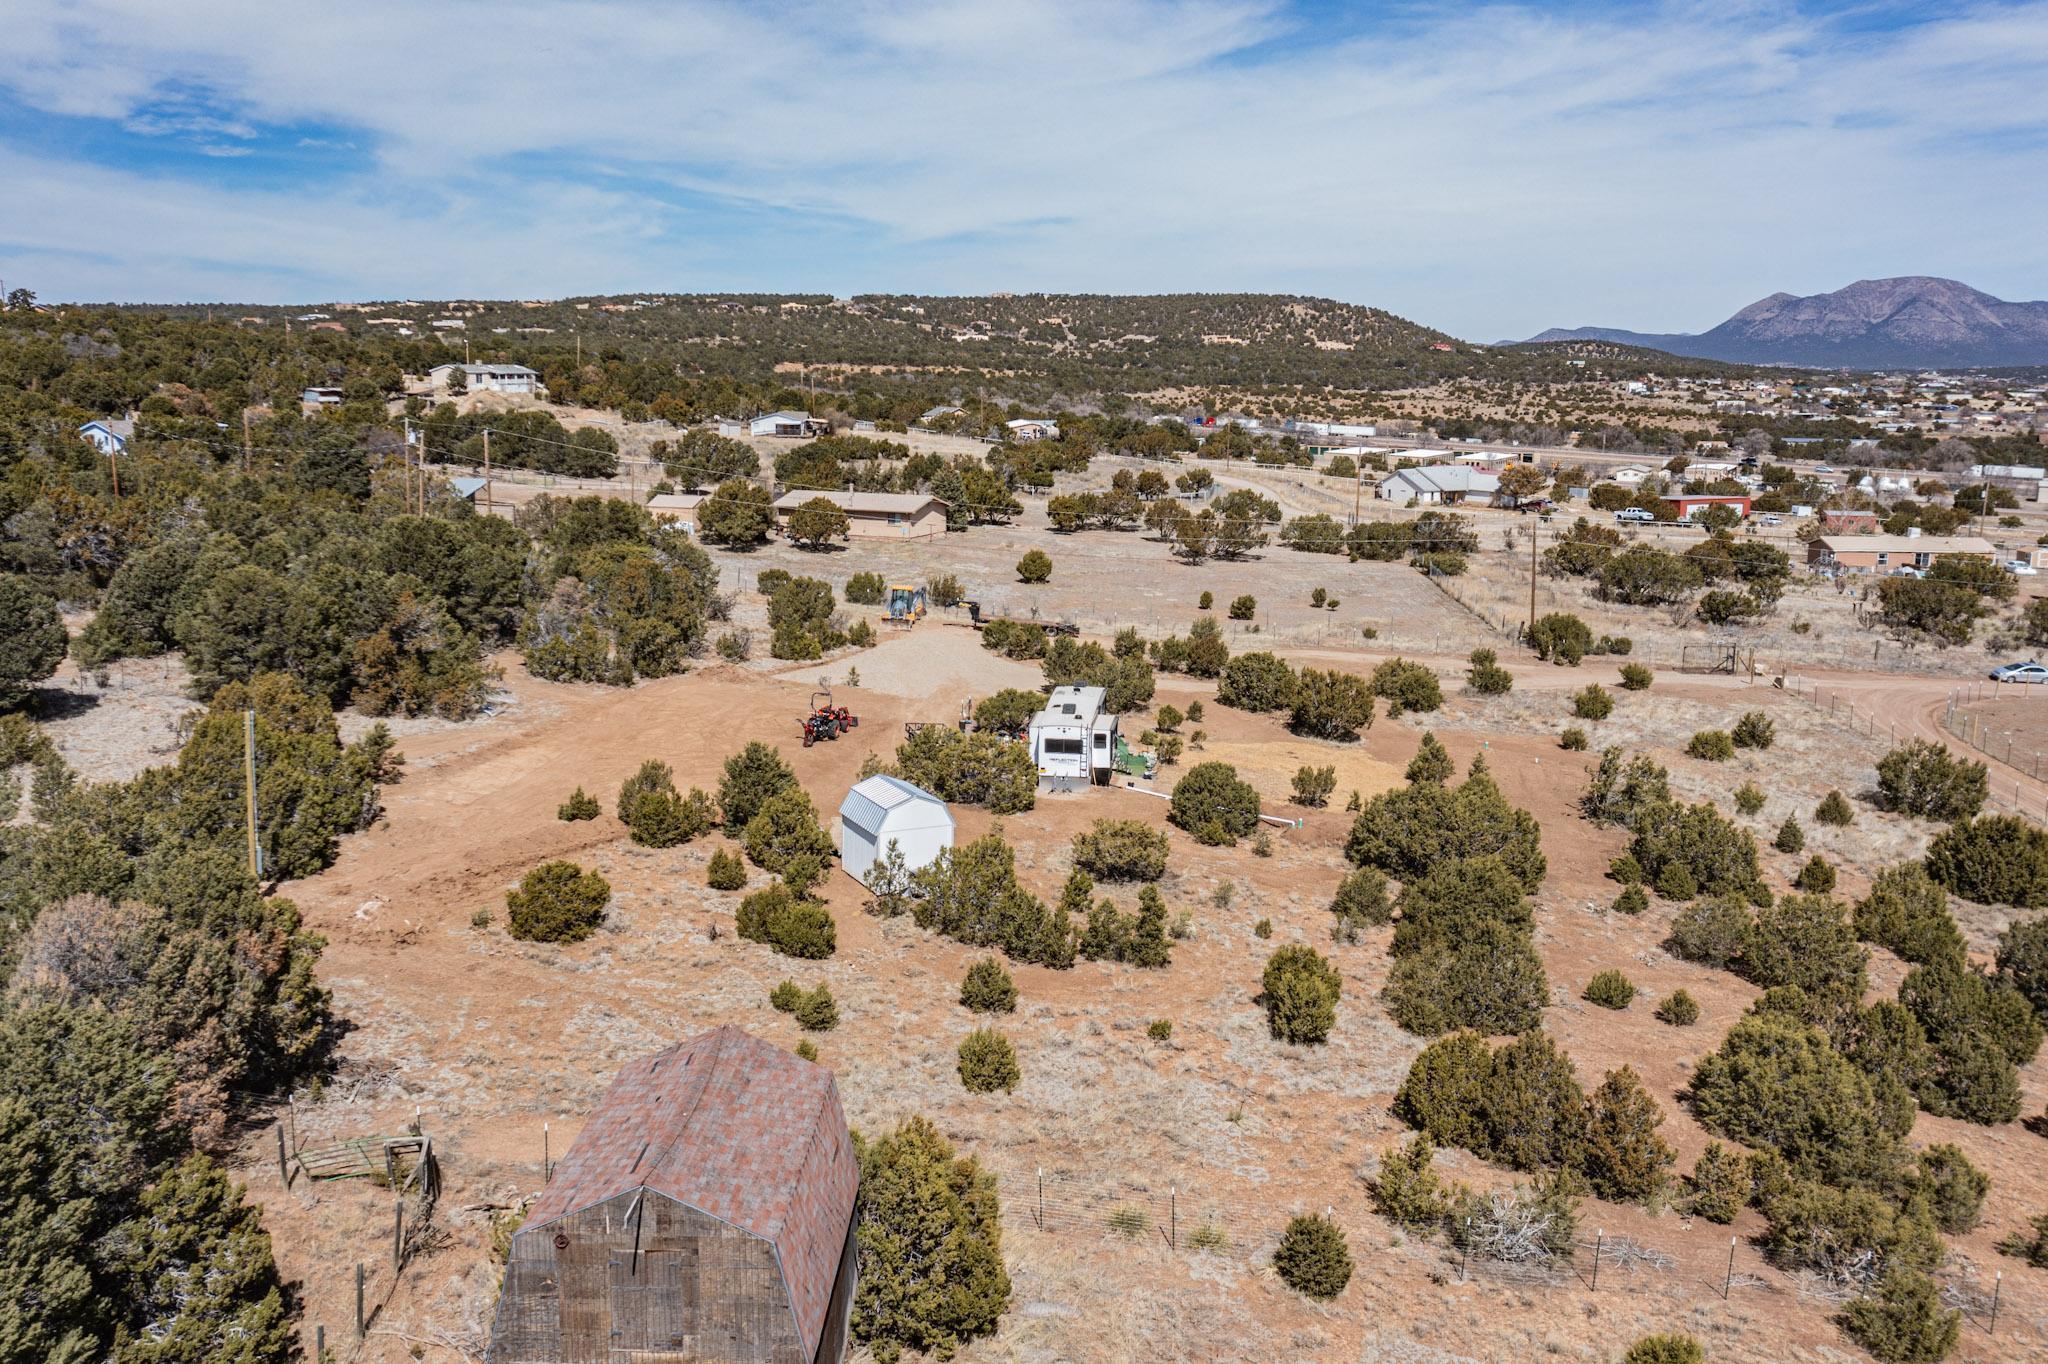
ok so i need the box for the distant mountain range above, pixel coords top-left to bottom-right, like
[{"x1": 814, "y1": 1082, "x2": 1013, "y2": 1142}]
[{"x1": 1520, "y1": 277, "x2": 2048, "y2": 369}]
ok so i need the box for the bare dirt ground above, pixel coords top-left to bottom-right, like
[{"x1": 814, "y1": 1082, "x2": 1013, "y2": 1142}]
[{"x1": 189, "y1": 596, "x2": 2048, "y2": 1362}]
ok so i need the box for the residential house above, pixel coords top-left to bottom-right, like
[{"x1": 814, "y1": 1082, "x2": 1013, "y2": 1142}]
[
  {"x1": 1376, "y1": 464, "x2": 1500, "y2": 506},
  {"x1": 646, "y1": 490, "x2": 712, "y2": 532},
  {"x1": 1807, "y1": 532, "x2": 1996, "y2": 574},
  {"x1": 750, "y1": 410, "x2": 829, "y2": 439},
  {"x1": 429, "y1": 363, "x2": 540, "y2": 395},
  {"x1": 770, "y1": 490, "x2": 948, "y2": 540},
  {"x1": 78, "y1": 418, "x2": 134, "y2": 455},
  {"x1": 1004, "y1": 418, "x2": 1060, "y2": 443},
  {"x1": 301, "y1": 386, "x2": 345, "y2": 410},
  {"x1": 1661, "y1": 494, "x2": 1751, "y2": 520}
]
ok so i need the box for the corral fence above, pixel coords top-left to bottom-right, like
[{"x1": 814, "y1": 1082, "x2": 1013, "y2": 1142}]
[
  {"x1": 1943, "y1": 682, "x2": 2048, "y2": 782},
  {"x1": 997, "y1": 1163, "x2": 2018, "y2": 1340}
]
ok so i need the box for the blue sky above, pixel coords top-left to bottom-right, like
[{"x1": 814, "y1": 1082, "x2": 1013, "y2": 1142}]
[{"x1": 3, "y1": 0, "x2": 2046, "y2": 339}]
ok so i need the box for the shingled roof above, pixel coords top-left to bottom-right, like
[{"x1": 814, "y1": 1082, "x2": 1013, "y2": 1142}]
[{"x1": 524, "y1": 1026, "x2": 859, "y2": 1360}]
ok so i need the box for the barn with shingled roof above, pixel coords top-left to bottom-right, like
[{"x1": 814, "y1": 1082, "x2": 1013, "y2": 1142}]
[{"x1": 484, "y1": 1026, "x2": 860, "y2": 1364}]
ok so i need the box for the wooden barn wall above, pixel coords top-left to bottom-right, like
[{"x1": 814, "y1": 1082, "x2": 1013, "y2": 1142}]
[{"x1": 488, "y1": 1190, "x2": 809, "y2": 1364}]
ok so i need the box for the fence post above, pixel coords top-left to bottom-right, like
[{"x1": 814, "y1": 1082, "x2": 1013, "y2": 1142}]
[
  {"x1": 394, "y1": 1198, "x2": 404, "y2": 1272},
  {"x1": 543, "y1": 1122, "x2": 550, "y2": 1182},
  {"x1": 1036, "y1": 1167, "x2": 1045, "y2": 1231},
  {"x1": 277, "y1": 1124, "x2": 290, "y2": 1188},
  {"x1": 355, "y1": 1263, "x2": 365, "y2": 1337},
  {"x1": 1590, "y1": 1229, "x2": 1602, "y2": 1290},
  {"x1": 1990, "y1": 1270, "x2": 2002, "y2": 1335},
  {"x1": 315, "y1": 1324, "x2": 325, "y2": 1362},
  {"x1": 1170, "y1": 1186, "x2": 1177, "y2": 1251},
  {"x1": 1723, "y1": 1236, "x2": 1735, "y2": 1300}
]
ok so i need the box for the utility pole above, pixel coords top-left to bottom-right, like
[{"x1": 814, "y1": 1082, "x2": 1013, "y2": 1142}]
[
  {"x1": 1528, "y1": 519, "x2": 1538, "y2": 636},
  {"x1": 1351, "y1": 462, "x2": 1363, "y2": 528},
  {"x1": 482, "y1": 428, "x2": 492, "y2": 517},
  {"x1": 108, "y1": 449, "x2": 120, "y2": 498},
  {"x1": 243, "y1": 708, "x2": 261, "y2": 877},
  {"x1": 242, "y1": 408, "x2": 253, "y2": 474}
]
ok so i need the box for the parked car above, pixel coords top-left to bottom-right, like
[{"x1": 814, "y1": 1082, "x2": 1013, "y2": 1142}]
[
  {"x1": 1615, "y1": 507, "x2": 1657, "y2": 523},
  {"x1": 1990, "y1": 661, "x2": 2048, "y2": 683},
  {"x1": 2006, "y1": 560, "x2": 2039, "y2": 576},
  {"x1": 1756, "y1": 513, "x2": 1783, "y2": 526}
]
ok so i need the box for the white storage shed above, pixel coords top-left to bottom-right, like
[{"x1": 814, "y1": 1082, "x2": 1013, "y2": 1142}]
[{"x1": 838, "y1": 776, "x2": 954, "y2": 886}]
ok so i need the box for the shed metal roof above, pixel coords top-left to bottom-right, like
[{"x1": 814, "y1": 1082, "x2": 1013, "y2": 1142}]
[
  {"x1": 522, "y1": 1027, "x2": 858, "y2": 1362},
  {"x1": 840, "y1": 774, "x2": 950, "y2": 833}
]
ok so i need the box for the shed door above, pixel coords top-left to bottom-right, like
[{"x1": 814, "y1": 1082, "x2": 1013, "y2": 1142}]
[{"x1": 610, "y1": 1249, "x2": 688, "y2": 1354}]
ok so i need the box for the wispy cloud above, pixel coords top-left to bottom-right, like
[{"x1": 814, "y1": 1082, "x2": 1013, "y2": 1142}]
[{"x1": 1, "y1": 0, "x2": 2045, "y2": 336}]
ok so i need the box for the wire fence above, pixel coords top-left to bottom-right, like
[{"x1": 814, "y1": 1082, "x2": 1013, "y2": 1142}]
[{"x1": 1942, "y1": 682, "x2": 2048, "y2": 782}]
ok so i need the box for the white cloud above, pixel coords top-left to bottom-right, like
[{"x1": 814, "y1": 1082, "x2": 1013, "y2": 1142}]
[{"x1": 2, "y1": 0, "x2": 2046, "y2": 336}]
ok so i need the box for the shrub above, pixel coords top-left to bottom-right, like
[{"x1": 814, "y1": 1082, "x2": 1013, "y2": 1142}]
[
  {"x1": 1394, "y1": 1032, "x2": 1495, "y2": 1151},
  {"x1": 719, "y1": 741, "x2": 799, "y2": 829},
  {"x1": 1996, "y1": 916, "x2": 2048, "y2": 1020},
  {"x1": 1731, "y1": 710, "x2": 1776, "y2": 749},
  {"x1": 1466, "y1": 648, "x2": 1513, "y2": 695},
  {"x1": 1146, "y1": 1018, "x2": 1172, "y2": 1042},
  {"x1": 957, "y1": 1027, "x2": 1021, "y2": 1092},
  {"x1": 1686, "y1": 1142, "x2": 1746, "y2": 1223},
  {"x1": 926, "y1": 572, "x2": 964, "y2": 607},
  {"x1": 557, "y1": 787, "x2": 600, "y2": 821},
  {"x1": 1198, "y1": 590, "x2": 1213, "y2": 609},
  {"x1": 1528, "y1": 612, "x2": 1593, "y2": 664},
  {"x1": 1559, "y1": 727, "x2": 1588, "y2": 751},
  {"x1": 844, "y1": 571, "x2": 886, "y2": 604},
  {"x1": 1290, "y1": 669, "x2": 1375, "y2": 740},
  {"x1": 1581, "y1": 1066, "x2": 1674, "y2": 1201},
  {"x1": 1900, "y1": 959, "x2": 2039, "y2": 1122},
  {"x1": 1911, "y1": 1144, "x2": 1988, "y2": 1234},
  {"x1": 1262, "y1": 945, "x2": 1341, "y2": 1044},
  {"x1": 1842, "y1": 1267, "x2": 1960, "y2": 1364},
  {"x1": 1761, "y1": 1182, "x2": 1943, "y2": 1289},
  {"x1": 1273, "y1": 1213, "x2": 1353, "y2": 1300},
  {"x1": 1614, "y1": 884, "x2": 1649, "y2": 916},
  {"x1": 1016, "y1": 549, "x2": 1052, "y2": 583},
  {"x1": 1688, "y1": 1013, "x2": 1902, "y2": 1188},
  {"x1": 1655, "y1": 862, "x2": 1698, "y2": 900},
  {"x1": 1217, "y1": 651, "x2": 1297, "y2": 712},
  {"x1": 1738, "y1": 892, "x2": 1866, "y2": 1009},
  {"x1": 618, "y1": 760, "x2": 714, "y2": 848},
  {"x1": 1369, "y1": 658, "x2": 1442, "y2": 716},
  {"x1": 1924, "y1": 814, "x2": 2048, "y2": 907},
  {"x1": 1329, "y1": 867, "x2": 1392, "y2": 936},
  {"x1": 1686, "y1": 730, "x2": 1735, "y2": 761},
  {"x1": 796, "y1": 985, "x2": 839, "y2": 1031},
  {"x1": 1385, "y1": 921, "x2": 1549, "y2": 1036},
  {"x1": 1815, "y1": 789, "x2": 1854, "y2": 826},
  {"x1": 706, "y1": 847, "x2": 747, "y2": 890},
  {"x1": 1168, "y1": 763, "x2": 1260, "y2": 844},
  {"x1": 896, "y1": 726, "x2": 1038, "y2": 814},
  {"x1": 736, "y1": 882, "x2": 837, "y2": 959},
  {"x1": 1632, "y1": 800, "x2": 1761, "y2": 900},
  {"x1": 1656, "y1": 989, "x2": 1700, "y2": 1026},
  {"x1": 1876, "y1": 740, "x2": 1988, "y2": 821},
  {"x1": 1856, "y1": 863, "x2": 1965, "y2": 968},
  {"x1": 1572, "y1": 685, "x2": 1613, "y2": 720},
  {"x1": 1480, "y1": 1031, "x2": 1589, "y2": 1172},
  {"x1": 1227, "y1": 593, "x2": 1256, "y2": 620},
  {"x1": 770, "y1": 979, "x2": 804, "y2": 1013},
  {"x1": 1774, "y1": 815, "x2": 1805, "y2": 854},
  {"x1": 744, "y1": 787, "x2": 836, "y2": 872},
  {"x1": 1618, "y1": 662, "x2": 1653, "y2": 691},
  {"x1": 1253, "y1": 916, "x2": 1272, "y2": 938},
  {"x1": 506, "y1": 861, "x2": 611, "y2": 943},
  {"x1": 1290, "y1": 764, "x2": 1338, "y2": 807},
  {"x1": 1734, "y1": 781, "x2": 1765, "y2": 814},
  {"x1": 1793, "y1": 855, "x2": 1837, "y2": 894},
  {"x1": 2002, "y1": 1215, "x2": 2048, "y2": 1268},
  {"x1": 1347, "y1": 755, "x2": 1546, "y2": 890},
  {"x1": 1405, "y1": 732, "x2": 1454, "y2": 784},
  {"x1": 959, "y1": 958, "x2": 1018, "y2": 1013},
  {"x1": 1369, "y1": 1135, "x2": 1451, "y2": 1231},
  {"x1": 851, "y1": 1116, "x2": 1010, "y2": 1363},
  {"x1": 1071, "y1": 819, "x2": 1170, "y2": 881},
  {"x1": 1583, "y1": 970, "x2": 1635, "y2": 1009},
  {"x1": 1623, "y1": 1335, "x2": 1704, "y2": 1364}
]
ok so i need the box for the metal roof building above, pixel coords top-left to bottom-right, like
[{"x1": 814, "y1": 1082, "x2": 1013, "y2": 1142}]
[
  {"x1": 486, "y1": 1027, "x2": 859, "y2": 1364},
  {"x1": 838, "y1": 775, "x2": 954, "y2": 886}
]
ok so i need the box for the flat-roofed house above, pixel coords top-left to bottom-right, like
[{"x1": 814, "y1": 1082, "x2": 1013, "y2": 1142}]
[
  {"x1": 750, "y1": 410, "x2": 829, "y2": 439},
  {"x1": 770, "y1": 490, "x2": 948, "y2": 540},
  {"x1": 647, "y1": 490, "x2": 712, "y2": 532},
  {"x1": 1807, "y1": 532, "x2": 1996, "y2": 574}
]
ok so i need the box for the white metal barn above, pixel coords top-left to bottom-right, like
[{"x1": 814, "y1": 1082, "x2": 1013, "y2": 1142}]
[{"x1": 838, "y1": 776, "x2": 954, "y2": 886}]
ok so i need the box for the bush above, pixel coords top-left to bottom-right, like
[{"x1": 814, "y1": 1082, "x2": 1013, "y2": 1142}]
[
  {"x1": 1656, "y1": 989, "x2": 1700, "y2": 1026},
  {"x1": 1369, "y1": 1135, "x2": 1451, "y2": 1231},
  {"x1": 851, "y1": 1115, "x2": 1010, "y2": 1363},
  {"x1": 1623, "y1": 1335, "x2": 1704, "y2": 1364},
  {"x1": 2002, "y1": 1215, "x2": 2048, "y2": 1268},
  {"x1": 1911, "y1": 1144, "x2": 1988, "y2": 1234},
  {"x1": 1815, "y1": 789, "x2": 1854, "y2": 826},
  {"x1": 1528, "y1": 612, "x2": 1593, "y2": 665},
  {"x1": 1329, "y1": 867, "x2": 1392, "y2": 935},
  {"x1": 1071, "y1": 819, "x2": 1170, "y2": 881},
  {"x1": 1686, "y1": 730, "x2": 1735, "y2": 761},
  {"x1": 1900, "y1": 959, "x2": 2039, "y2": 1122},
  {"x1": 718, "y1": 741, "x2": 799, "y2": 829},
  {"x1": 1290, "y1": 764, "x2": 1338, "y2": 806},
  {"x1": 957, "y1": 1027, "x2": 1020, "y2": 1092},
  {"x1": 1216, "y1": 651, "x2": 1297, "y2": 712},
  {"x1": 769, "y1": 979, "x2": 804, "y2": 1012},
  {"x1": 1385, "y1": 921, "x2": 1549, "y2": 1036},
  {"x1": 1146, "y1": 1018, "x2": 1172, "y2": 1042},
  {"x1": 706, "y1": 847, "x2": 747, "y2": 890},
  {"x1": 1466, "y1": 648, "x2": 1513, "y2": 695},
  {"x1": 1793, "y1": 855, "x2": 1837, "y2": 894},
  {"x1": 1632, "y1": 800, "x2": 1761, "y2": 900},
  {"x1": 844, "y1": 571, "x2": 886, "y2": 604},
  {"x1": 1405, "y1": 732, "x2": 1454, "y2": 784},
  {"x1": 1843, "y1": 1267, "x2": 1961, "y2": 1364},
  {"x1": 1262, "y1": 945, "x2": 1342, "y2": 1044},
  {"x1": 1016, "y1": 549, "x2": 1052, "y2": 583},
  {"x1": 1227, "y1": 593, "x2": 1256, "y2": 620},
  {"x1": 1734, "y1": 781, "x2": 1765, "y2": 814},
  {"x1": 743, "y1": 787, "x2": 835, "y2": 872},
  {"x1": 557, "y1": 787, "x2": 600, "y2": 821},
  {"x1": 1688, "y1": 1013, "x2": 1902, "y2": 1188},
  {"x1": 1738, "y1": 892, "x2": 1865, "y2": 1008},
  {"x1": 1290, "y1": 669, "x2": 1375, "y2": 740},
  {"x1": 1273, "y1": 1213, "x2": 1353, "y2": 1300},
  {"x1": 1347, "y1": 756, "x2": 1546, "y2": 890},
  {"x1": 1996, "y1": 916, "x2": 2048, "y2": 1020},
  {"x1": 1924, "y1": 814, "x2": 2048, "y2": 907},
  {"x1": 1655, "y1": 862, "x2": 1698, "y2": 900},
  {"x1": 1583, "y1": 970, "x2": 1635, "y2": 1009},
  {"x1": 617, "y1": 759, "x2": 713, "y2": 848},
  {"x1": 506, "y1": 860, "x2": 611, "y2": 943},
  {"x1": 1559, "y1": 726, "x2": 1588, "y2": 751},
  {"x1": 769, "y1": 981, "x2": 838, "y2": 1031},
  {"x1": 1478, "y1": 1031, "x2": 1589, "y2": 1172},
  {"x1": 1618, "y1": 662, "x2": 1653, "y2": 691},
  {"x1": 959, "y1": 958, "x2": 1018, "y2": 1013},
  {"x1": 1775, "y1": 815, "x2": 1805, "y2": 853},
  {"x1": 1856, "y1": 863, "x2": 1965, "y2": 968},
  {"x1": 896, "y1": 726, "x2": 1038, "y2": 814},
  {"x1": 1572, "y1": 685, "x2": 1613, "y2": 720},
  {"x1": 1394, "y1": 1032, "x2": 1495, "y2": 1151},
  {"x1": 1686, "y1": 1142, "x2": 1747, "y2": 1223},
  {"x1": 736, "y1": 882, "x2": 838, "y2": 959},
  {"x1": 1369, "y1": 658, "x2": 1442, "y2": 715},
  {"x1": 1582, "y1": 1065, "x2": 1675, "y2": 1200},
  {"x1": 1614, "y1": 883, "x2": 1649, "y2": 916},
  {"x1": 1198, "y1": 590, "x2": 1213, "y2": 609},
  {"x1": 1876, "y1": 740, "x2": 1988, "y2": 821},
  {"x1": 1732, "y1": 710, "x2": 1776, "y2": 749},
  {"x1": 1168, "y1": 763, "x2": 1260, "y2": 844}
]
